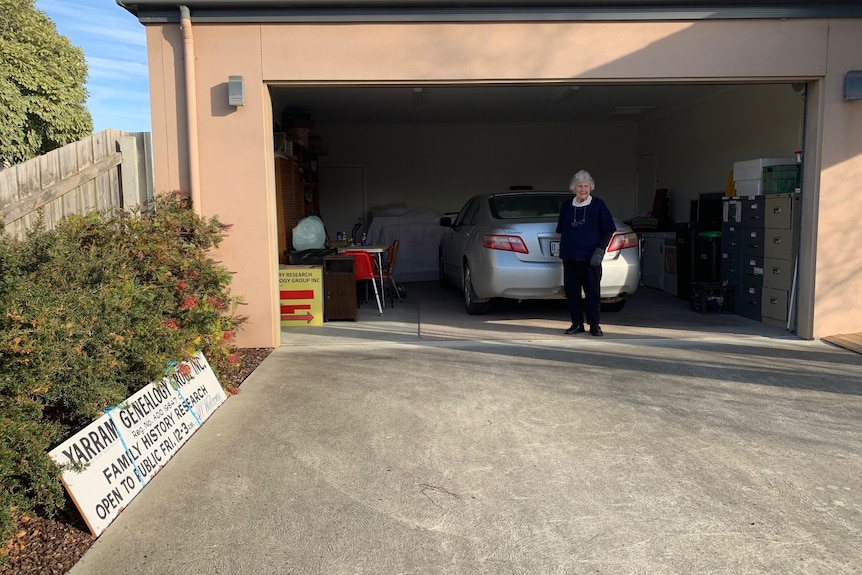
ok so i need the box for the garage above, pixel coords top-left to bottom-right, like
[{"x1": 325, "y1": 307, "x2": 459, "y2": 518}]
[
  {"x1": 268, "y1": 82, "x2": 805, "y2": 319},
  {"x1": 121, "y1": 0, "x2": 862, "y2": 347}
]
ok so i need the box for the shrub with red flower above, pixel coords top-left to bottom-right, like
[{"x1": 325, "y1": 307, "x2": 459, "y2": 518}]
[
  {"x1": 180, "y1": 295, "x2": 198, "y2": 310},
  {"x1": 0, "y1": 190, "x2": 246, "y2": 543}
]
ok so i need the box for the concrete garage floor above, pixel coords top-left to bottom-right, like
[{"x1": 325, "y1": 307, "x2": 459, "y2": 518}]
[
  {"x1": 279, "y1": 281, "x2": 795, "y2": 346},
  {"x1": 71, "y1": 283, "x2": 862, "y2": 575}
]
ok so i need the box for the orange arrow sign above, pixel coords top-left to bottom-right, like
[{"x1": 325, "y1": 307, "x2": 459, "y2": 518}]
[{"x1": 280, "y1": 312, "x2": 315, "y2": 323}]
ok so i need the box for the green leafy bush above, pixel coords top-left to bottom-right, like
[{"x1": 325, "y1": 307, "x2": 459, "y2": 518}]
[{"x1": 0, "y1": 192, "x2": 246, "y2": 542}]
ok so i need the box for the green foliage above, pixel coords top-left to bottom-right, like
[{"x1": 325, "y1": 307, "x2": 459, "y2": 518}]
[
  {"x1": 0, "y1": 0, "x2": 93, "y2": 166},
  {"x1": 0, "y1": 192, "x2": 245, "y2": 542}
]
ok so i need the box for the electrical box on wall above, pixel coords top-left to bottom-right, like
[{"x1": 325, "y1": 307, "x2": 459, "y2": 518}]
[
  {"x1": 845, "y1": 71, "x2": 862, "y2": 101},
  {"x1": 228, "y1": 75, "x2": 245, "y2": 106}
]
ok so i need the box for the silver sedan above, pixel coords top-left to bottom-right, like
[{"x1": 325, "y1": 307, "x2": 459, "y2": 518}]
[{"x1": 439, "y1": 191, "x2": 640, "y2": 314}]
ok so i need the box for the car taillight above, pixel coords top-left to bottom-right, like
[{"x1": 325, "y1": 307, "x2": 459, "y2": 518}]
[
  {"x1": 483, "y1": 234, "x2": 529, "y2": 254},
  {"x1": 606, "y1": 231, "x2": 639, "y2": 253}
]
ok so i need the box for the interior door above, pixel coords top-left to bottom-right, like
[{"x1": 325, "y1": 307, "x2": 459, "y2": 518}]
[
  {"x1": 318, "y1": 166, "x2": 365, "y2": 241},
  {"x1": 637, "y1": 152, "x2": 658, "y2": 217}
]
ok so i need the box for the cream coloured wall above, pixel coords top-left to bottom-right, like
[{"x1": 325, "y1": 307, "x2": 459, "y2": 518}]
[
  {"x1": 811, "y1": 19, "x2": 862, "y2": 339},
  {"x1": 317, "y1": 122, "x2": 638, "y2": 224},
  {"x1": 638, "y1": 84, "x2": 805, "y2": 222},
  {"x1": 143, "y1": 16, "x2": 861, "y2": 345},
  {"x1": 259, "y1": 20, "x2": 828, "y2": 81}
]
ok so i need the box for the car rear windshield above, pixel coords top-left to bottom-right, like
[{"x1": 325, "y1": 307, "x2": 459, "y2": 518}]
[{"x1": 490, "y1": 193, "x2": 569, "y2": 219}]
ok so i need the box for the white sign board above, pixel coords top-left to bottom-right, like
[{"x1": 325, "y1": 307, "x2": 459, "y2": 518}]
[{"x1": 48, "y1": 351, "x2": 227, "y2": 536}]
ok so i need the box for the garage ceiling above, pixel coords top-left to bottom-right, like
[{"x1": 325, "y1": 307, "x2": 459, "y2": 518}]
[{"x1": 270, "y1": 82, "x2": 744, "y2": 126}]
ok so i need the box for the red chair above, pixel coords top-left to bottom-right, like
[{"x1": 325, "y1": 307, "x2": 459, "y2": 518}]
[
  {"x1": 379, "y1": 240, "x2": 401, "y2": 306},
  {"x1": 342, "y1": 250, "x2": 383, "y2": 315}
]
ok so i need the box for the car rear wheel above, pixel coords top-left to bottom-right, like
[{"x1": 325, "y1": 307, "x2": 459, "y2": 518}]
[{"x1": 463, "y1": 264, "x2": 490, "y2": 315}]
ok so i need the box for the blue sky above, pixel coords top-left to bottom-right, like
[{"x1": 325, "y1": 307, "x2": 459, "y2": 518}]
[{"x1": 35, "y1": 0, "x2": 152, "y2": 133}]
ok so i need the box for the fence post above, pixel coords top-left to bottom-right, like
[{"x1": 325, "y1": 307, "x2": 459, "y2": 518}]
[{"x1": 120, "y1": 135, "x2": 142, "y2": 209}]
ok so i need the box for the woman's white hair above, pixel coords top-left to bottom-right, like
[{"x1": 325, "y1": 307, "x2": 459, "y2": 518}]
[{"x1": 569, "y1": 170, "x2": 595, "y2": 192}]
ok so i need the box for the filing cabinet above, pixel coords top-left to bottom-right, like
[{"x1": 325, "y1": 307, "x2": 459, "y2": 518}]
[
  {"x1": 760, "y1": 193, "x2": 800, "y2": 326},
  {"x1": 721, "y1": 192, "x2": 800, "y2": 327}
]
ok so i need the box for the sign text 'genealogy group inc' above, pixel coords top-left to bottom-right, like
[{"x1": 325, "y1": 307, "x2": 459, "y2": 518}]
[{"x1": 48, "y1": 351, "x2": 227, "y2": 536}]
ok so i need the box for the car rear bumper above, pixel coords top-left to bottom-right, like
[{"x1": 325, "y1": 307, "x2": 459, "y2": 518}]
[
  {"x1": 472, "y1": 249, "x2": 639, "y2": 301},
  {"x1": 471, "y1": 256, "x2": 565, "y2": 300}
]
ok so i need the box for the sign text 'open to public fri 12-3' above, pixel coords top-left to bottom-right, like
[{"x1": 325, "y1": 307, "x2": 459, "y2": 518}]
[{"x1": 48, "y1": 351, "x2": 227, "y2": 537}]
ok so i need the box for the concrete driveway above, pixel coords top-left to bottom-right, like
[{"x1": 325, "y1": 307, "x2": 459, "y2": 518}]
[{"x1": 70, "y1": 285, "x2": 862, "y2": 574}]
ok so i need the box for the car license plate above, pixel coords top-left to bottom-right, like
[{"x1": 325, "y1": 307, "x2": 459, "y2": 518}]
[{"x1": 550, "y1": 241, "x2": 560, "y2": 257}]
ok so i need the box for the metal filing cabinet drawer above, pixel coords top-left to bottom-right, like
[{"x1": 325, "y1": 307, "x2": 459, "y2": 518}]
[
  {"x1": 765, "y1": 228, "x2": 797, "y2": 261},
  {"x1": 738, "y1": 284, "x2": 763, "y2": 321},
  {"x1": 741, "y1": 228, "x2": 765, "y2": 258},
  {"x1": 742, "y1": 255, "x2": 764, "y2": 286},
  {"x1": 762, "y1": 286, "x2": 789, "y2": 322},
  {"x1": 763, "y1": 257, "x2": 794, "y2": 291},
  {"x1": 723, "y1": 197, "x2": 741, "y2": 223},
  {"x1": 764, "y1": 193, "x2": 799, "y2": 230},
  {"x1": 739, "y1": 196, "x2": 765, "y2": 228},
  {"x1": 721, "y1": 250, "x2": 743, "y2": 281},
  {"x1": 721, "y1": 223, "x2": 744, "y2": 254}
]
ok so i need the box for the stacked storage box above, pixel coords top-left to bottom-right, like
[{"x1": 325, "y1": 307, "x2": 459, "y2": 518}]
[
  {"x1": 762, "y1": 164, "x2": 801, "y2": 195},
  {"x1": 732, "y1": 157, "x2": 795, "y2": 196},
  {"x1": 761, "y1": 193, "x2": 800, "y2": 327}
]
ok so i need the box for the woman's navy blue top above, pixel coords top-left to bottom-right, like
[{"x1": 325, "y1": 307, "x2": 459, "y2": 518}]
[{"x1": 555, "y1": 196, "x2": 616, "y2": 261}]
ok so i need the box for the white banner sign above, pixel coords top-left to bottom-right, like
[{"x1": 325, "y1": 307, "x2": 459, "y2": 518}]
[{"x1": 48, "y1": 351, "x2": 227, "y2": 536}]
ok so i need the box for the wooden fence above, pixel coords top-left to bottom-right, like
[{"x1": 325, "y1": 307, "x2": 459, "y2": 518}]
[{"x1": 0, "y1": 129, "x2": 153, "y2": 238}]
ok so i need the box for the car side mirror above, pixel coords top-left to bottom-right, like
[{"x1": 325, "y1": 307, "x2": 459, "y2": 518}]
[{"x1": 439, "y1": 216, "x2": 453, "y2": 227}]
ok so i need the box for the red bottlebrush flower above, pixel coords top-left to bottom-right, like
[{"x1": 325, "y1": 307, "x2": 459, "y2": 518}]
[
  {"x1": 181, "y1": 295, "x2": 198, "y2": 310},
  {"x1": 177, "y1": 363, "x2": 192, "y2": 377},
  {"x1": 227, "y1": 353, "x2": 240, "y2": 364},
  {"x1": 163, "y1": 318, "x2": 181, "y2": 330},
  {"x1": 222, "y1": 330, "x2": 233, "y2": 343},
  {"x1": 176, "y1": 280, "x2": 188, "y2": 291},
  {"x1": 206, "y1": 296, "x2": 226, "y2": 310}
]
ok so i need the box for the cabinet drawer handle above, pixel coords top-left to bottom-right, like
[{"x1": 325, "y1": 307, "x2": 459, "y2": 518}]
[
  {"x1": 772, "y1": 267, "x2": 781, "y2": 275},
  {"x1": 770, "y1": 297, "x2": 778, "y2": 304}
]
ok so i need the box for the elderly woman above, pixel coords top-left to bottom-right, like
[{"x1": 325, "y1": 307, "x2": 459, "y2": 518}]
[{"x1": 556, "y1": 170, "x2": 616, "y2": 336}]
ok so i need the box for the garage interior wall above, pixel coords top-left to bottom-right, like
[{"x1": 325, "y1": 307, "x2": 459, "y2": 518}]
[
  {"x1": 142, "y1": 17, "x2": 862, "y2": 347},
  {"x1": 316, "y1": 122, "x2": 638, "y2": 224},
  {"x1": 312, "y1": 84, "x2": 804, "y2": 233},
  {"x1": 638, "y1": 84, "x2": 805, "y2": 220}
]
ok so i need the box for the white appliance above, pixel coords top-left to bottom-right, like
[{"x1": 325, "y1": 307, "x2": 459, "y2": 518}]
[{"x1": 641, "y1": 232, "x2": 677, "y2": 291}]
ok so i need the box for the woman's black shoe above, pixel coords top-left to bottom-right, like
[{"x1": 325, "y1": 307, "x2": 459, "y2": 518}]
[{"x1": 565, "y1": 324, "x2": 585, "y2": 335}]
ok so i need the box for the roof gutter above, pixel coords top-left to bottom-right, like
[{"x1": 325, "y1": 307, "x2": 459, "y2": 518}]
[{"x1": 117, "y1": 1, "x2": 862, "y2": 23}]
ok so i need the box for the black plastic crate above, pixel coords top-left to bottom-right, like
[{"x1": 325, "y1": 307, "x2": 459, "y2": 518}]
[{"x1": 690, "y1": 282, "x2": 735, "y2": 314}]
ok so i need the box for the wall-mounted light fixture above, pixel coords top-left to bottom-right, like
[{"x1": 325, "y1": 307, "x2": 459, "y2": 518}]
[
  {"x1": 228, "y1": 75, "x2": 245, "y2": 107},
  {"x1": 845, "y1": 70, "x2": 862, "y2": 101}
]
